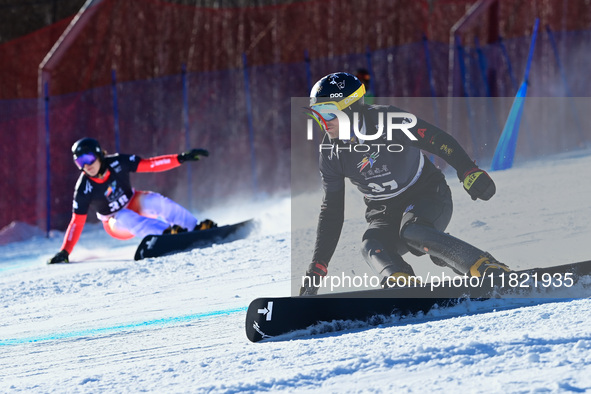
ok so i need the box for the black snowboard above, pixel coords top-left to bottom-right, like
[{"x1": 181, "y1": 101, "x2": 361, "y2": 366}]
[
  {"x1": 245, "y1": 259, "x2": 591, "y2": 342},
  {"x1": 134, "y1": 219, "x2": 253, "y2": 260}
]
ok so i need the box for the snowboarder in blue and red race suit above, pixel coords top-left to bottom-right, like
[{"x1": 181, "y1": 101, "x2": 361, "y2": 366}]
[
  {"x1": 47, "y1": 138, "x2": 216, "y2": 264},
  {"x1": 300, "y1": 72, "x2": 511, "y2": 296}
]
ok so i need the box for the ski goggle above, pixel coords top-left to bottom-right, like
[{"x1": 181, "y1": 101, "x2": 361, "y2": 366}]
[
  {"x1": 309, "y1": 84, "x2": 366, "y2": 122},
  {"x1": 309, "y1": 103, "x2": 340, "y2": 121},
  {"x1": 74, "y1": 152, "x2": 97, "y2": 169}
]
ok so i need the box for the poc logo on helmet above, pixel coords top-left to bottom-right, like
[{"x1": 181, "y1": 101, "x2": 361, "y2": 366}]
[{"x1": 329, "y1": 93, "x2": 343, "y2": 98}]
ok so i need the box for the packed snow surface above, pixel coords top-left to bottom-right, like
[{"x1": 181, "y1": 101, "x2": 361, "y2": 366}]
[{"x1": 1, "y1": 151, "x2": 591, "y2": 393}]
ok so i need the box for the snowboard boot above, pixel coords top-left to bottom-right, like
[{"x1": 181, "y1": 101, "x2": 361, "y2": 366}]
[
  {"x1": 299, "y1": 261, "x2": 328, "y2": 296},
  {"x1": 194, "y1": 219, "x2": 217, "y2": 231},
  {"x1": 163, "y1": 225, "x2": 187, "y2": 235},
  {"x1": 381, "y1": 272, "x2": 421, "y2": 289},
  {"x1": 469, "y1": 253, "x2": 511, "y2": 277}
]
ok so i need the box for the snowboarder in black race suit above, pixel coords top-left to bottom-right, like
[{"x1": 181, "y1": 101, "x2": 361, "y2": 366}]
[
  {"x1": 47, "y1": 138, "x2": 216, "y2": 264},
  {"x1": 300, "y1": 72, "x2": 510, "y2": 296}
]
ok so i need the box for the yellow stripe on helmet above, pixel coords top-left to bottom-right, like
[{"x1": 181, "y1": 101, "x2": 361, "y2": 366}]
[{"x1": 311, "y1": 83, "x2": 366, "y2": 111}]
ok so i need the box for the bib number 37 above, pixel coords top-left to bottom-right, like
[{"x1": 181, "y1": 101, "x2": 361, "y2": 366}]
[{"x1": 368, "y1": 179, "x2": 398, "y2": 193}]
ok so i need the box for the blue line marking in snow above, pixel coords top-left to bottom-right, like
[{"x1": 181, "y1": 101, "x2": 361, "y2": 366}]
[
  {"x1": 0, "y1": 306, "x2": 247, "y2": 346},
  {"x1": 0, "y1": 261, "x2": 39, "y2": 273}
]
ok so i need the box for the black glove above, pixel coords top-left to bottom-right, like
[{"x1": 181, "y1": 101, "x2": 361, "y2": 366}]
[
  {"x1": 299, "y1": 261, "x2": 328, "y2": 296},
  {"x1": 460, "y1": 167, "x2": 496, "y2": 201},
  {"x1": 48, "y1": 250, "x2": 69, "y2": 265},
  {"x1": 178, "y1": 149, "x2": 209, "y2": 163}
]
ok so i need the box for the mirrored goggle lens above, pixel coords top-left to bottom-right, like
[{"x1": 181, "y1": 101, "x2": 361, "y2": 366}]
[
  {"x1": 75, "y1": 153, "x2": 97, "y2": 168},
  {"x1": 310, "y1": 103, "x2": 339, "y2": 121}
]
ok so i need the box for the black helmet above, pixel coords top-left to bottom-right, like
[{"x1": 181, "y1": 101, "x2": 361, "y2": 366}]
[
  {"x1": 310, "y1": 72, "x2": 365, "y2": 112},
  {"x1": 72, "y1": 137, "x2": 103, "y2": 169}
]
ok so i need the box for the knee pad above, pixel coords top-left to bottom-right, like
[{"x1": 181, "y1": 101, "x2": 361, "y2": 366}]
[
  {"x1": 362, "y1": 227, "x2": 409, "y2": 257},
  {"x1": 361, "y1": 238, "x2": 414, "y2": 277},
  {"x1": 400, "y1": 217, "x2": 433, "y2": 256},
  {"x1": 361, "y1": 237, "x2": 385, "y2": 261}
]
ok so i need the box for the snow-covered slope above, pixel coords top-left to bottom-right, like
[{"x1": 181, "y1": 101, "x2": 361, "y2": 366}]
[{"x1": 1, "y1": 152, "x2": 590, "y2": 393}]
